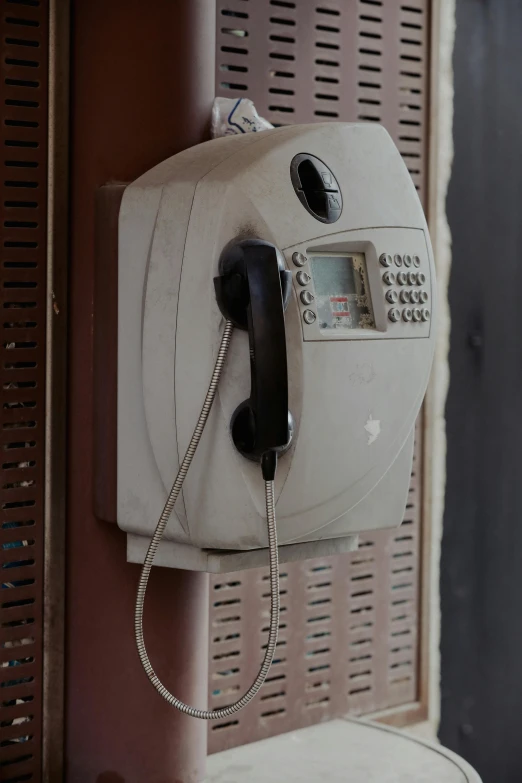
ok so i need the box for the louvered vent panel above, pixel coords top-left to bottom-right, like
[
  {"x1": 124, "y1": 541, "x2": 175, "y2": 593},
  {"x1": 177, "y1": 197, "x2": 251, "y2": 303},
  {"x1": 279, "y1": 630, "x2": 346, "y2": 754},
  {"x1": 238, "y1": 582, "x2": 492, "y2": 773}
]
[
  {"x1": 0, "y1": 1, "x2": 48, "y2": 780},
  {"x1": 211, "y1": 0, "x2": 429, "y2": 753},
  {"x1": 397, "y1": 2, "x2": 428, "y2": 202}
]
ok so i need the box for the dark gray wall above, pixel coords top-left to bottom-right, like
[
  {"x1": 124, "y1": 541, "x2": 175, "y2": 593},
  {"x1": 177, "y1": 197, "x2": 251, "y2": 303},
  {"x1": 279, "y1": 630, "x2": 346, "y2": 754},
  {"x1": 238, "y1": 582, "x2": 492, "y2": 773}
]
[{"x1": 440, "y1": 2, "x2": 522, "y2": 781}]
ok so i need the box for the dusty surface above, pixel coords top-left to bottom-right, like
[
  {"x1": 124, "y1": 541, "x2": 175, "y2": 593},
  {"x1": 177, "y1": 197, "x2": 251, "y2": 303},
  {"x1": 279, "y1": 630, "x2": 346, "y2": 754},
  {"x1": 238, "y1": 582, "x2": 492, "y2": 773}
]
[{"x1": 205, "y1": 718, "x2": 481, "y2": 782}]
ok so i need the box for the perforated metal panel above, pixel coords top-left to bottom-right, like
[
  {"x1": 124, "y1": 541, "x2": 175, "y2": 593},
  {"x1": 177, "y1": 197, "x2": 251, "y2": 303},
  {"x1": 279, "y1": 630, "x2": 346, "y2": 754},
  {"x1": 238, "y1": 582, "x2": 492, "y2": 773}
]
[
  {"x1": 216, "y1": 0, "x2": 427, "y2": 199},
  {"x1": 1, "y1": 0, "x2": 48, "y2": 779},
  {"x1": 210, "y1": 0, "x2": 429, "y2": 753}
]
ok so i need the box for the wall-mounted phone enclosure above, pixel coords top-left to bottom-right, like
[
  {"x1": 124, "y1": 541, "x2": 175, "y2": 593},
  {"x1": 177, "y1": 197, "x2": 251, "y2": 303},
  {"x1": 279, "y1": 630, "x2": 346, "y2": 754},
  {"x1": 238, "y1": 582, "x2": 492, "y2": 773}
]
[{"x1": 117, "y1": 123, "x2": 436, "y2": 572}]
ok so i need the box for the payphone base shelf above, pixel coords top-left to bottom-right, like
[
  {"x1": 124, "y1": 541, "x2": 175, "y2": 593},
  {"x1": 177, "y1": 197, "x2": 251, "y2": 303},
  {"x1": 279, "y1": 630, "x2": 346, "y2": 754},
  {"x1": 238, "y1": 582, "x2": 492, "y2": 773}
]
[{"x1": 126, "y1": 532, "x2": 359, "y2": 574}]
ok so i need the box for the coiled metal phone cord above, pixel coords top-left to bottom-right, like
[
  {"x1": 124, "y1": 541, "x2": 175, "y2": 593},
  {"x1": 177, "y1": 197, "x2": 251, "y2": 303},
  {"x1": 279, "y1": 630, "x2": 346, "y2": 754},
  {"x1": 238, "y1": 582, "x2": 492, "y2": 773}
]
[{"x1": 135, "y1": 319, "x2": 281, "y2": 719}]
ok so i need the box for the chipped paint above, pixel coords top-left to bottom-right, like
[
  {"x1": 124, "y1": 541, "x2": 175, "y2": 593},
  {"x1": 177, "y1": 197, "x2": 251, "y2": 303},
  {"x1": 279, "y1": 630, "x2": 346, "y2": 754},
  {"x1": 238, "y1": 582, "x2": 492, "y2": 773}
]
[{"x1": 364, "y1": 414, "x2": 381, "y2": 445}]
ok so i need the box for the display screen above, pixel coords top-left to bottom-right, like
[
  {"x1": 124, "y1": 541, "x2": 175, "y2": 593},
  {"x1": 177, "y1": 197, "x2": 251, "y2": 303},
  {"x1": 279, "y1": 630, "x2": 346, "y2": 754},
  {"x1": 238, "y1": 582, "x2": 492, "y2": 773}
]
[{"x1": 310, "y1": 253, "x2": 375, "y2": 331}]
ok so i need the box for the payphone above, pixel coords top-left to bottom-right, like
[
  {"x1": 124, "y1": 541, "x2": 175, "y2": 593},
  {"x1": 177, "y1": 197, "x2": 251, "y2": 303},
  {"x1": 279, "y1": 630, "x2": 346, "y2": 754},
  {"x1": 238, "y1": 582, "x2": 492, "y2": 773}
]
[{"x1": 117, "y1": 122, "x2": 436, "y2": 718}]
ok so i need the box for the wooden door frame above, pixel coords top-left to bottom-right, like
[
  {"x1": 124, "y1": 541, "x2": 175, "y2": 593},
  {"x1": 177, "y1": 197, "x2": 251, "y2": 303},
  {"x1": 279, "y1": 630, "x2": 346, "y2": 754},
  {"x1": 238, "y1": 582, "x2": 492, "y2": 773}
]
[{"x1": 43, "y1": 0, "x2": 70, "y2": 779}]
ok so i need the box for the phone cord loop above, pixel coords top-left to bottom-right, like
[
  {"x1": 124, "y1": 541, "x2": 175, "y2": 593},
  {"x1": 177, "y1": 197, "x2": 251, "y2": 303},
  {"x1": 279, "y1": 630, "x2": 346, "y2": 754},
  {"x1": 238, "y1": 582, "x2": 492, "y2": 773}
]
[{"x1": 135, "y1": 319, "x2": 280, "y2": 719}]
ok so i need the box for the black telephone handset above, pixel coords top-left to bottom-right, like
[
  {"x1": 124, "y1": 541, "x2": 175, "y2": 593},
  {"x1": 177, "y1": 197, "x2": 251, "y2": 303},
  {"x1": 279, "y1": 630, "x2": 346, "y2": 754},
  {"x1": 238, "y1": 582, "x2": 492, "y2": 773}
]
[{"x1": 214, "y1": 239, "x2": 293, "y2": 480}]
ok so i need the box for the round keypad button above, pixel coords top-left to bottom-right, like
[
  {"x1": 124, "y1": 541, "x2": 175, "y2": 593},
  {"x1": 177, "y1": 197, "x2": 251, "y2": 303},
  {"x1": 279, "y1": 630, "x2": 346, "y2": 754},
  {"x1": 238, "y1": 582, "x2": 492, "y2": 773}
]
[
  {"x1": 382, "y1": 271, "x2": 396, "y2": 285},
  {"x1": 420, "y1": 290, "x2": 429, "y2": 303},
  {"x1": 397, "y1": 271, "x2": 407, "y2": 286},
  {"x1": 400, "y1": 290, "x2": 410, "y2": 303},
  {"x1": 407, "y1": 271, "x2": 417, "y2": 285},
  {"x1": 394, "y1": 254, "x2": 403, "y2": 267},
  {"x1": 292, "y1": 252, "x2": 307, "y2": 267},
  {"x1": 412, "y1": 308, "x2": 422, "y2": 322},
  {"x1": 380, "y1": 253, "x2": 393, "y2": 267},
  {"x1": 303, "y1": 309, "x2": 316, "y2": 324},
  {"x1": 413, "y1": 255, "x2": 421, "y2": 268},
  {"x1": 300, "y1": 290, "x2": 315, "y2": 305},
  {"x1": 388, "y1": 308, "x2": 401, "y2": 323},
  {"x1": 297, "y1": 270, "x2": 311, "y2": 286},
  {"x1": 417, "y1": 272, "x2": 426, "y2": 285},
  {"x1": 386, "y1": 290, "x2": 398, "y2": 304},
  {"x1": 403, "y1": 254, "x2": 413, "y2": 267},
  {"x1": 402, "y1": 308, "x2": 413, "y2": 322},
  {"x1": 410, "y1": 290, "x2": 420, "y2": 304},
  {"x1": 421, "y1": 308, "x2": 430, "y2": 321}
]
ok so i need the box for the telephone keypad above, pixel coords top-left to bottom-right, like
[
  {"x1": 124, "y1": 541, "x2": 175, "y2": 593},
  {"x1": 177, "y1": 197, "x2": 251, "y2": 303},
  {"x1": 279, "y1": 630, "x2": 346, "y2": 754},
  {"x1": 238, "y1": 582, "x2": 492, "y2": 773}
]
[{"x1": 380, "y1": 250, "x2": 430, "y2": 332}]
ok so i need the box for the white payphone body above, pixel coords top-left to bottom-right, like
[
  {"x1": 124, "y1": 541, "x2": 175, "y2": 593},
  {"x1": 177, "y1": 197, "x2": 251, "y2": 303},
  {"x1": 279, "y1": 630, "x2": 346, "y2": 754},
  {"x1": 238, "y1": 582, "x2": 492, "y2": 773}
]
[
  {"x1": 118, "y1": 122, "x2": 435, "y2": 573},
  {"x1": 118, "y1": 121, "x2": 436, "y2": 720}
]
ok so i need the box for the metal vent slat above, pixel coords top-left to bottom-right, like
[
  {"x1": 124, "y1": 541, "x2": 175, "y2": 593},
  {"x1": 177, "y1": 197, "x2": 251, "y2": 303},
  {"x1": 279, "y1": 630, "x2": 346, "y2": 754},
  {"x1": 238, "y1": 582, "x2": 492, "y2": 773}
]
[{"x1": 1, "y1": 0, "x2": 47, "y2": 779}]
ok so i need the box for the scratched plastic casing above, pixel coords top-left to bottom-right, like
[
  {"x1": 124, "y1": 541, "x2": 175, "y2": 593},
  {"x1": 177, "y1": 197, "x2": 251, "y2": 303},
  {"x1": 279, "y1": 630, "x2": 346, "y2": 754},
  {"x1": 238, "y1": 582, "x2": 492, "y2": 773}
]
[{"x1": 117, "y1": 123, "x2": 436, "y2": 572}]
